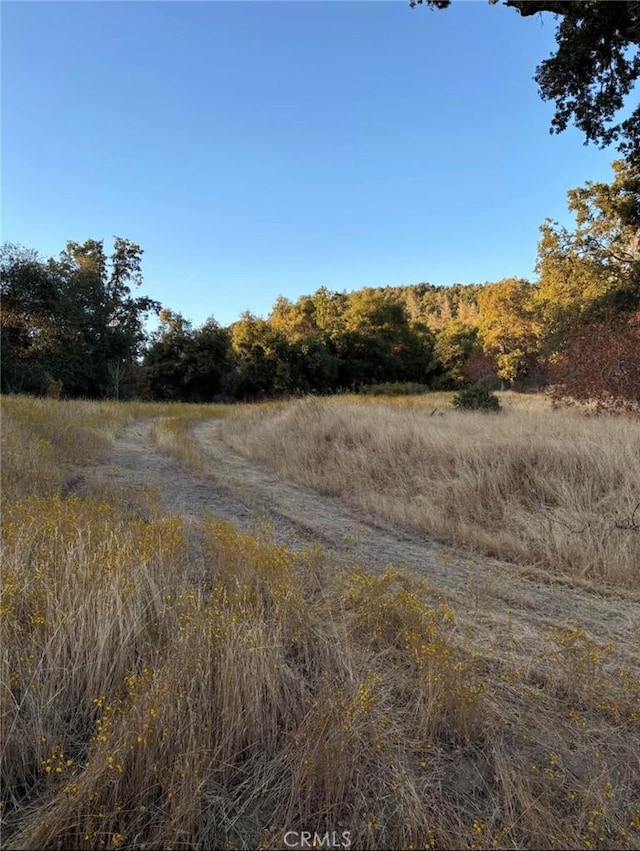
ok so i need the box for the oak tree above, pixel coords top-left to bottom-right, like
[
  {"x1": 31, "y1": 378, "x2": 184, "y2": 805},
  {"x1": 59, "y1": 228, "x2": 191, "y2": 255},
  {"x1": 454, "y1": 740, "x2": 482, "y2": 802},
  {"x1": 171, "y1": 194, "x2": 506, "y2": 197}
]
[
  {"x1": 476, "y1": 278, "x2": 540, "y2": 384},
  {"x1": 535, "y1": 159, "x2": 640, "y2": 346}
]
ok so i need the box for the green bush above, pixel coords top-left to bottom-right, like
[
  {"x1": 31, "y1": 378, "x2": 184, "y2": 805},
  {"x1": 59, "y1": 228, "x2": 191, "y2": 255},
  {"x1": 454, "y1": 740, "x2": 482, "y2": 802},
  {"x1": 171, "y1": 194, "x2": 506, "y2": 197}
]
[{"x1": 452, "y1": 384, "x2": 501, "y2": 412}]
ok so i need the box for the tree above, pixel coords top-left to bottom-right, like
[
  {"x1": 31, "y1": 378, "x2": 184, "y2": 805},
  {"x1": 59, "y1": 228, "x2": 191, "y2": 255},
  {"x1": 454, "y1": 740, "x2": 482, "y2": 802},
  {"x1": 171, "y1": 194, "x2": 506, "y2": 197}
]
[
  {"x1": 433, "y1": 321, "x2": 479, "y2": 386},
  {"x1": 143, "y1": 310, "x2": 232, "y2": 402},
  {"x1": 534, "y1": 159, "x2": 640, "y2": 346},
  {"x1": 228, "y1": 312, "x2": 285, "y2": 398},
  {"x1": 410, "y1": 1, "x2": 640, "y2": 164},
  {"x1": 339, "y1": 289, "x2": 434, "y2": 387},
  {"x1": 143, "y1": 310, "x2": 195, "y2": 400},
  {"x1": 287, "y1": 336, "x2": 339, "y2": 393},
  {"x1": 0, "y1": 243, "x2": 60, "y2": 393},
  {"x1": 548, "y1": 311, "x2": 640, "y2": 413},
  {"x1": 534, "y1": 226, "x2": 614, "y2": 348},
  {"x1": 0, "y1": 238, "x2": 160, "y2": 397},
  {"x1": 310, "y1": 286, "x2": 348, "y2": 347},
  {"x1": 54, "y1": 238, "x2": 160, "y2": 396},
  {"x1": 530, "y1": 160, "x2": 640, "y2": 407},
  {"x1": 476, "y1": 278, "x2": 540, "y2": 385},
  {"x1": 268, "y1": 295, "x2": 317, "y2": 341},
  {"x1": 557, "y1": 159, "x2": 640, "y2": 272}
]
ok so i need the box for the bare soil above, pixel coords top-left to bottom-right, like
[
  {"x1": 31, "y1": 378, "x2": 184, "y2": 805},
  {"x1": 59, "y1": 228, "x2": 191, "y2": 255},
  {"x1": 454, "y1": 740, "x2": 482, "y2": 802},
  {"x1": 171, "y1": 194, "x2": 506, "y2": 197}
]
[{"x1": 90, "y1": 417, "x2": 640, "y2": 675}]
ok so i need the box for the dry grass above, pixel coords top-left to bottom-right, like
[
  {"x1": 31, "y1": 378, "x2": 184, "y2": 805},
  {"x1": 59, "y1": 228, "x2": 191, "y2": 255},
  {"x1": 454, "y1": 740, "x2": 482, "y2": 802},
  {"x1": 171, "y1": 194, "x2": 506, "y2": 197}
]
[
  {"x1": 2, "y1": 395, "x2": 640, "y2": 850},
  {"x1": 150, "y1": 404, "x2": 229, "y2": 465},
  {"x1": 0, "y1": 396, "x2": 187, "y2": 501},
  {"x1": 222, "y1": 394, "x2": 640, "y2": 588}
]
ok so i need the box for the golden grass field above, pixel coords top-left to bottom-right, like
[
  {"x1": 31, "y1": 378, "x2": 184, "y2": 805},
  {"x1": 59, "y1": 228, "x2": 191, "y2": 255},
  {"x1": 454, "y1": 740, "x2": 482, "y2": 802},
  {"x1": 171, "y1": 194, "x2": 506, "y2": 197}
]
[
  {"x1": 1, "y1": 393, "x2": 639, "y2": 850},
  {"x1": 222, "y1": 393, "x2": 640, "y2": 588}
]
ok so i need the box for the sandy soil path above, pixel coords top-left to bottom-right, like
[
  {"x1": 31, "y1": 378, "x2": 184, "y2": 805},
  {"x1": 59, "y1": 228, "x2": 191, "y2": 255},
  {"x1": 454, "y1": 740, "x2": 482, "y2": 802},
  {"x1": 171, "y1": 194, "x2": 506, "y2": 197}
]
[{"x1": 92, "y1": 417, "x2": 640, "y2": 674}]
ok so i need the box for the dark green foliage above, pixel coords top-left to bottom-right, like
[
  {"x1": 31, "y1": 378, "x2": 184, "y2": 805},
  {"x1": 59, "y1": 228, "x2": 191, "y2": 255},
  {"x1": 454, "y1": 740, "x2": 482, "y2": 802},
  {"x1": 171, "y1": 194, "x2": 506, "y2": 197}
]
[
  {"x1": 359, "y1": 382, "x2": 429, "y2": 396},
  {"x1": 429, "y1": 374, "x2": 461, "y2": 391},
  {"x1": 433, "y1": 322, "x2": 479, "y2": 385},
  {"x1": 143, "y1": 311, "x2": 233, "y2": 402},
  {"x1": 1, "y1": 239, "x2": 160, "y2": 398},
  {"x1": 452, "y1": 384, "x2": 501, "y2": 413},
  {"x1": 530, "y1": 1, "x2": 640, "y2": 163}
]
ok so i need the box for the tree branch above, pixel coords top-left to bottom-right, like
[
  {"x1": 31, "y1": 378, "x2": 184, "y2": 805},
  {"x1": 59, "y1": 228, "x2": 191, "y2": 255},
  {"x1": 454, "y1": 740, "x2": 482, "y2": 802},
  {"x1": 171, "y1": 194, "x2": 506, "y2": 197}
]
[
  {"x1": 503, "y1": 1, "x2": 575, "y2": 18},
  {"x1": 614, "y1": 502, "x2": 640, "y2": 532}
]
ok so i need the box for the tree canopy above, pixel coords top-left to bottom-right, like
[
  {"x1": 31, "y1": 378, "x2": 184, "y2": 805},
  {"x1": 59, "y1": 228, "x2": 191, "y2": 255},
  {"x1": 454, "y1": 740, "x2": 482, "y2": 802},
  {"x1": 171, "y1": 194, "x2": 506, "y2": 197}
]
[
  {"x1": 535, "y1": 158, "x2": 640, "y2": 345},
  {"x1": 1, "y1": 238, "x2": 159, "y2": 397},
  {"x1": 410, "y1": 0, "x2": 640, "y2": 164}
]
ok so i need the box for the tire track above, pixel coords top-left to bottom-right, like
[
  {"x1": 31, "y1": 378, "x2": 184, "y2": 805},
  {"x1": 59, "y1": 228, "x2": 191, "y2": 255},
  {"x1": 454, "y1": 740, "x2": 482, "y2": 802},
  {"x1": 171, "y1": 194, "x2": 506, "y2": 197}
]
[{"x1": 91, "y1": 416, "x2": 640, "y2": 675}]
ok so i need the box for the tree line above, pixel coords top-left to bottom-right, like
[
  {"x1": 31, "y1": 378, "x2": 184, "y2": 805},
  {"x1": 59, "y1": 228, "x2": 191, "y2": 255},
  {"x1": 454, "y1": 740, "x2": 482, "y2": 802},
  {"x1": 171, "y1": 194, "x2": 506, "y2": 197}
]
[{"x1": 2, "y1": 160, "x2": 638, "y2": 410}]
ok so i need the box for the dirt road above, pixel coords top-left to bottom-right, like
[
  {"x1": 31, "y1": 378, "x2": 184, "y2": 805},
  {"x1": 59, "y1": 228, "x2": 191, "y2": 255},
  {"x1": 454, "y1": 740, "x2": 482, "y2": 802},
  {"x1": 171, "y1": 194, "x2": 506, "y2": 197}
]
[{"x1": 92, "y1": 416, "x2": 640, "y2": 674}]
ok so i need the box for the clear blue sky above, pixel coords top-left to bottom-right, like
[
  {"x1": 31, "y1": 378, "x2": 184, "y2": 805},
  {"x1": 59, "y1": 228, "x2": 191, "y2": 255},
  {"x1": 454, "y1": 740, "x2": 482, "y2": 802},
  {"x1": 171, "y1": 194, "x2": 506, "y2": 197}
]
[{"x1": 2, "y1": 0, "x2": 619, "y2": 329}]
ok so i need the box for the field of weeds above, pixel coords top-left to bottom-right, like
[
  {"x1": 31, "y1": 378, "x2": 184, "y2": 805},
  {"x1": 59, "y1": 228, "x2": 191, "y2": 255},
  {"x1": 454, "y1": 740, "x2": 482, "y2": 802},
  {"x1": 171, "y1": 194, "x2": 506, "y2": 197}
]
[
  {"x1": 1, "y1": 394, "x2": 640, "y2": 850},
  {"x1": 222, "y1": 393, "x2": 640, "y2": 588}
]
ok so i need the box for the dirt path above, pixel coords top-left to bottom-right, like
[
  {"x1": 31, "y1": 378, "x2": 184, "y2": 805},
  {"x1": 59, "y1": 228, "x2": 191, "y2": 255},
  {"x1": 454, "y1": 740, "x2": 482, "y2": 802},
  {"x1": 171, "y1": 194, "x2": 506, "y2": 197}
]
[{"x1": 92, "y1": 417, "x2": 640, "y2": 674}]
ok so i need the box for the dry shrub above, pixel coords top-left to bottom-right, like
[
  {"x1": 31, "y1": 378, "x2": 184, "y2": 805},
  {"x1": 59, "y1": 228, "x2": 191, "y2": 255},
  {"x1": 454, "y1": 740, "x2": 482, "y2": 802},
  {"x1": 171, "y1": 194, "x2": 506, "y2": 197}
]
[{"x1": 548, "y1": 311, "x2": 640, "y2": 415}]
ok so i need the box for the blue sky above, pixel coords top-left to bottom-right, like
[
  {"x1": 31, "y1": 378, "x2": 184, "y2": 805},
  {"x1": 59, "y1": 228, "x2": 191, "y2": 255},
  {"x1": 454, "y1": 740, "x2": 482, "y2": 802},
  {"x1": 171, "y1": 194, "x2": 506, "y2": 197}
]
[{"x1": 2, "y1": 0, "x2": 620, "y2": 329}]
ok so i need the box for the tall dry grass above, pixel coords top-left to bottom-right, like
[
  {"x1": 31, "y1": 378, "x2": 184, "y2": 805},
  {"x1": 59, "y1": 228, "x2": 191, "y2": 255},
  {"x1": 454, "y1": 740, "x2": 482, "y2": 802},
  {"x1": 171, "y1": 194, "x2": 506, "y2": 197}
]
[
  {"x1": 150, "y1": 403, "x2": 229, "y2": 465},
  {"x1": 2, "y1": 395, "x2": 640, "y2": 850},
  {"x1": 222, "y1": 395, "x2": 640, "y2": 588},
  {"x1": 1, "y1": 396, "x2": 131, "y2": 500}
]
